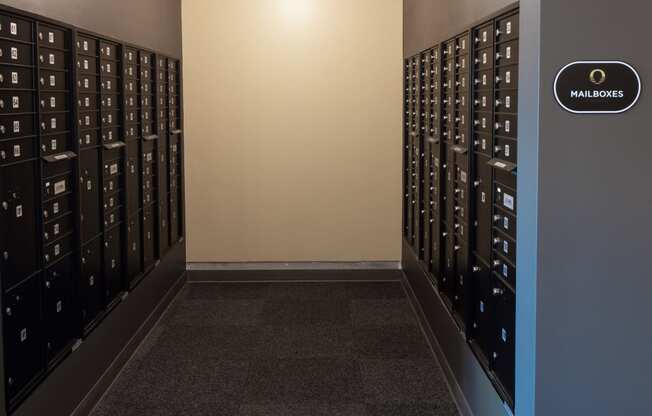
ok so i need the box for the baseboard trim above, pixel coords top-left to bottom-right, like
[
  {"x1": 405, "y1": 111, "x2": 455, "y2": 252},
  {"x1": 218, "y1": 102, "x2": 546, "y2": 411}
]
[
  {"x1": 186, "y1": 261, "x2": 401, "y2": 271},
  {"x1": 187, "y1": 268, "x2": 404, "y2": 282},
  {"x1": 71, "y1": 272, "x2": 187, "y2": 416}
]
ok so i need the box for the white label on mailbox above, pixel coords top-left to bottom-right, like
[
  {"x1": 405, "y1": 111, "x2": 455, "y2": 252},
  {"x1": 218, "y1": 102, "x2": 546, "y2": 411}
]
[
  {"x1": 87, "y1": 180, "x2": 92, "y2": 190},
  {"x1": 503, "y1": 240, "x2": 509, "y2": 254},
  {"x1": 506, "y1": 71, "x2": 511, "y2": 84},
  {"x1": 482, "y1": 30, "x2": 487, "y2": 42},
  {"x1": 13, "y1": 120, "x2": 19, "y2": 133},
  {"x1": 506, "y1": 46, "x2": 511, "y2": 59},
  {"x1": 462, "y1": 39, "x2": 466, "y2": 49},
  {"x1": 85, "y1": 134, "x2": 91, "y2": 144},
  {"x1": 84, "y1": 78, "x2": 89, "y2": 88},
  {"x1": 12, "y1": 96, "x2": 19, "y2": 108},
  {"x1": 110, "y1": 163, "x2": 118, "y2": 174},
  {"x1": 47, "y1": 31, "x2": 55, "y2": 43},
  {"x1": 54, "y1": 223, "x2": 60, "y2": 235},
  {"x1": 506, "y1": 96, "x2": 511, "y2": 108},
  {"x1": 53, "y1": 202, "x2": 59, "y2": 214},
  {"x1": 10, "y1": 22, "x2": 17, "y2": 35},
  {"x1": 107, "y1": 80, "x2": 112, "y2": 89},
  {"x1": 89, "y1": 275, "x2": 94, "y2": 286},
  {"x1": 502, "y1": 328, "x2": 508, "y2": 342},
  {"x1": 54, "y1": 244, "x2": 60, "y2": 256},
  {"x1": 56, "y1": 300, "x2": 62, "y2": 313},
  {"x1": 13, "y1": 144, "x2": 20, "y2": 157},
  {"x1": 503, "y1": 264, "x2": 509, "y2": 278},
  {"x1": 10, "y1": 47, "x2": 17, "y2": 60},
  {"x1": 20, "y1": 328, "x2": 27, "y2": 342},
  {"x1": 505, "y1": 120, "x2": 511, "y2": 133},
  {"x1": 482, "y1": 52, "x2": 487, "y2": 64},
  {"x1": 50, "y1": 96, "x2": 56, "y2": 108},
  {"x1": 83, "y1": 59, "x2": 88, "y2": 70},
  {"x1": 482, "y1": 139, "x2": 487, "y2": 149},
  {"x1": 111, "y1": 259, "x2": 116, "y2": 268},
  {"x1": 83, "y1": 40, "x2": 88, "y2": 51},
  {"x1": 482, "y1": 96, "x2": 487, "y2": 107},
  {"x1": 84, "y1": 97, "x2": 89, "y2": 107},
  {"x1": 505, "y1": 145, "x2": 511, "y2": 157},
  {"x1": 50, "y1": 75, "x2": 56, "y2": 86},
  {"x1": 106, "y1": 47, "x2": 111, "y2": 56},
  {"x1": 481, "y1": 191, "x2": 486, "y2": 203},
  {"x1": 482, "y1": 74, "x2": 487, "y2": 86},
  {"x1": 16, "y1": 204, "x2": 22, "y2": 218},
  {"x1": 54, "y1": 180, "x2": 66, "y2": 195},
  {"x1": 107, "y1": 62, "x2": 111, "y2": 73},
  {"x1": 108, "y1": 114, "x2": 112, "y2": 123},
  {"x1": 11, "y1": 72, "x2": 18, "y2": 84},
  {"x1": 506, "y1": 22, "x2": 512, "y2": 34},
  {"x1": 107, "y1": 97, "x2": 112, "y2": 106},
  {"x1": 109, "y1": 181, "x2": 114, "y2": 191},
  {"x1": 482, "y1": 117, "x2": 487, "y2": 128},
  {"x1": 461, "y1": 171, "x2": 467, "y2": 183},
  {"x1": 48, "y1": 53, "x2": 55, "y2": 65},
  {"x1": 51, "y1": 117, "x2": 57, "y2": 129},
  {"x1": 503, "y1": 193, "x2": 514, "y2": 210},
  {"x1": 85, "y1": 115, "x2": 90, "y2": 126},
  {"x1": 480, "y1": 301, "x2": 485, "y2": 313},
  {"x1": 108, "y1": 131, "x2": 113, "y2": 140}
]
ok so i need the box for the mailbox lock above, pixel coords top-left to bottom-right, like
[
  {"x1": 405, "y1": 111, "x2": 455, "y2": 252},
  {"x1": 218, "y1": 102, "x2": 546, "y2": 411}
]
[
  {"x1": 473, "y1": 180, "x2": 481, "y2": 187},
  {"x1": 493, "y1": 214, "x2": 502, "y2": 222},
  {"x1": 492, "y1": 287, "x2": 504, "y2": 296},
  {"x1": 45, "y1": 281, "x2": 51, "y2": 288},
  {"x1": 493, "y1": 237, "x2": 502, "y2": 245},
  {"x1": 472, "y1": 266, "x2": 481, "y2": 272},
  {"x1": 493, "y1": 259, "x2": 502, "y2": 268},
  {"x1": 5, "y1": 307, "x2": 11, "y2": 316}
]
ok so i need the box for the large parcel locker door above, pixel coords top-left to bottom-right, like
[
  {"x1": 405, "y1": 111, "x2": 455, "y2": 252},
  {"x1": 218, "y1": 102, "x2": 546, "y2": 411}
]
[
  {"x1": 80, "y1": 237, "x2": 104, "y2": 332},
  {"x1": 43, "y1": 254, "x2": 75, "y2": 363},
  {"x1": 79, "y1": 148, "x2": 101, "y2": 243},
  {"x1": 125, "y1": 140, "x2": 140, "y2": 215},
  {"x1": 3, "y1": 275, "x2": 44, "y2": 405},
  {"x1": 126, "y1": 213, "x2": 142, "y2": 287},
  {"x1": 142, "y1": 204, "x2": 155, "y2": 270},
  {"x1": 0, "y1": 160, "x2": 40, "y2": 290},
  {"x1": 103, "y1": 225, "x2": 123, "y2": 306}
]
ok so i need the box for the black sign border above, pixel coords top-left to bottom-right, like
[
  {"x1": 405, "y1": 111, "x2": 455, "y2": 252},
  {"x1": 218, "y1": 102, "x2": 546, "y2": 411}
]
[{"x1": 553, "y1": 60, "x2": 642, "y2": 114}]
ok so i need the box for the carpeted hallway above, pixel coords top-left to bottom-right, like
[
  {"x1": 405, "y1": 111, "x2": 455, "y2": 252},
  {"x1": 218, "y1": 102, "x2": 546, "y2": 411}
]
[{"x1": 90, "y1": 281, "x2": 460, "y2": 416}]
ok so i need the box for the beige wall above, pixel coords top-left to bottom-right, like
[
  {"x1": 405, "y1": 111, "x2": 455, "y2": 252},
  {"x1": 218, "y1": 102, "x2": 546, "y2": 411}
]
[{"x1": 181, "y1": 0, "x2": 403, "y2": 262}]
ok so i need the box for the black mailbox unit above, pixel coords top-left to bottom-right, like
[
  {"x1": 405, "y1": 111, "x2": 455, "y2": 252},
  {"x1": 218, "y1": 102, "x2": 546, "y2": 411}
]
[
  {"x1": 403, "y1": 5, "x2": 519, "y2": 410},
  {"x1": 0, "y1": 5, "x2": 185, "y2": 413}
]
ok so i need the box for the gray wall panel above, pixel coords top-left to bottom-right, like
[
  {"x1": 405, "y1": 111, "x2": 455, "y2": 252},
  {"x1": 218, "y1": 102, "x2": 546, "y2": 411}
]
[
  {"x1": 535, "y1": 0, "x2": 652, "y2": 414},
  {"x1": 1, "y1": 0, "x2": 181, "y2": 57},
  {"x1": 403, "y1": 0, "x2": 514, "y2": 57}
]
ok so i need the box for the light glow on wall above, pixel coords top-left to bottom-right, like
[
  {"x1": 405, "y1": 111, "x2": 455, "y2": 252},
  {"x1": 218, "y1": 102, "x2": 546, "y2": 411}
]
[{"x1": 276, "y1": 0, "x2": 314, "y2": 23}]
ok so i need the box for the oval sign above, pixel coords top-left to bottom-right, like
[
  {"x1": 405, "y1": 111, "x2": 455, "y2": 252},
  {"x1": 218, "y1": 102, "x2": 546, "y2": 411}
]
[{"x1": 554, "y1": 61, "x2": 641, "y2": 114}]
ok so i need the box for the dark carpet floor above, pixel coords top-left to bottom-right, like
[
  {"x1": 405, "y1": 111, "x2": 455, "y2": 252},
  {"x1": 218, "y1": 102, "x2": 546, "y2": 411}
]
[{"x1": 90, "y1": 281, "x2": 460, "y2": 416}]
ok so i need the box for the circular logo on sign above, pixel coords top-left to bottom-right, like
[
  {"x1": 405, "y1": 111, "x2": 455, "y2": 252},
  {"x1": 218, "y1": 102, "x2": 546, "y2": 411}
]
[{"x1": 589, "y1": 68, "x2": 606, "y2": 85}]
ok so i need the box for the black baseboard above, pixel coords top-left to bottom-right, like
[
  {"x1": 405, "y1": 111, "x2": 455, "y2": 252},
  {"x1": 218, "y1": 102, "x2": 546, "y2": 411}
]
[
  {"x1": 401, "y1": 240, "x2": 508, "y2": 416},
  {"x1": 12, "y1": 242, "x2": 187, "y2": 416},
  {"x1": 188, "y1": 269, "x2": 403, "y2": 282}
]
